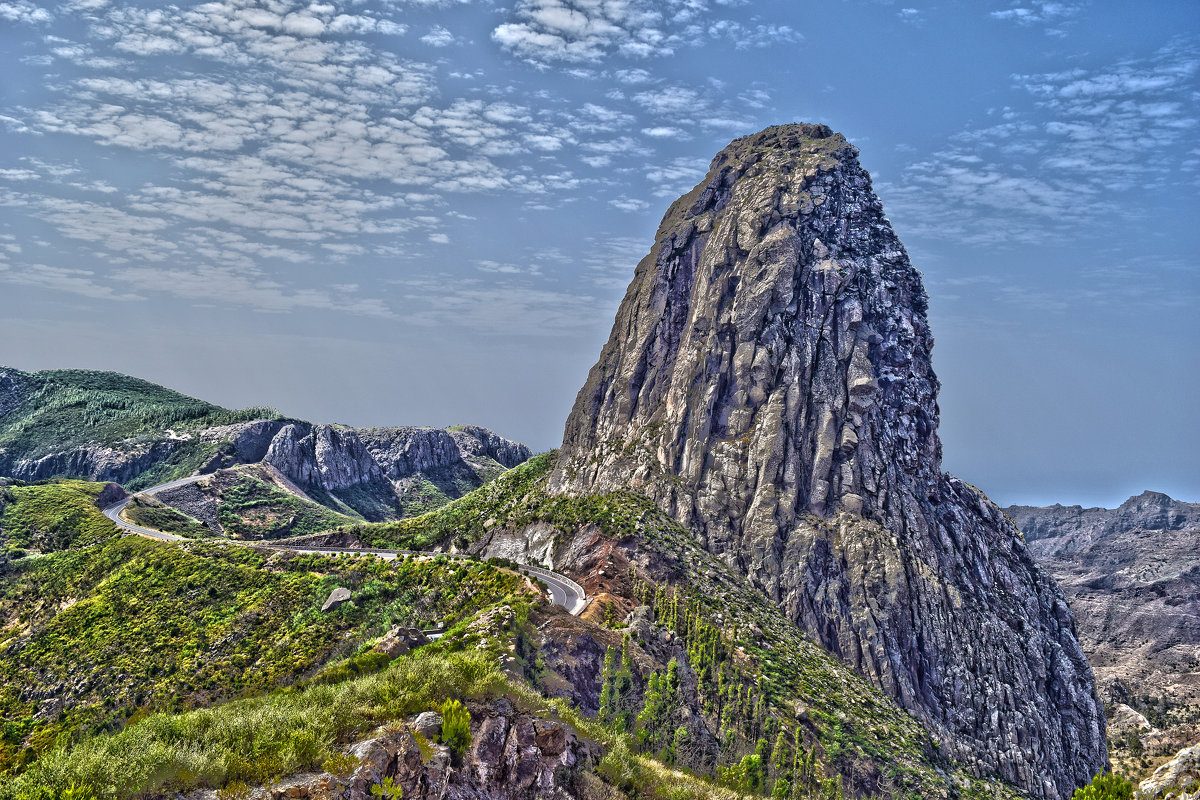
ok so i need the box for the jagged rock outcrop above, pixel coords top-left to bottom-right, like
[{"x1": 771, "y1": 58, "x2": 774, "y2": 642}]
[
  {"x1": 264, "y1": 423, "x2": 390, "y2": 490},
  {"x1": 196, "y1": 698, "x2": 601, "y2": 800},
  {"x1": 355, "y1": 425, "x2": 533, "y2": 515},
  {"x1": 1, "y1": 439, "x2": 184, "y2": 485},
  {"x1": 448, "y1": 425, "x2": 533, "y2": 469},
  {"x1": 550, "y1": 124, "x2": 1106, "y2": 798}
]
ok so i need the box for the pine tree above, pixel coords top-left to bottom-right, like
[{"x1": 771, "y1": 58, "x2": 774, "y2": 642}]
[
  {"x1": 770, "y1": 729, "x2": 790, "y2": 782},
  {"x1": 598, "y1": 646, "x2": 617, "y2": 724}
]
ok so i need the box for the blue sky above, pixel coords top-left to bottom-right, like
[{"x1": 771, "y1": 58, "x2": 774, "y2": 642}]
[{"x1": 1, "y1": 0, "x2": 1197, "y2": 508}]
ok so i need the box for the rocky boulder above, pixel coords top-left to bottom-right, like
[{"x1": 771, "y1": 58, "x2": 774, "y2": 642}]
[
  {"x1": 201, "y1": 698, "x2": 600, "y2": 800},
  {"x1": 1140, "y1": 742, "x2": 1200, "y2": 800}
]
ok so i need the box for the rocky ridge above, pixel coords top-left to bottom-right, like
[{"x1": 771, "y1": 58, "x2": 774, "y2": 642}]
[
  {"x1": 550, "y1": 124, "x2": 1106, "y2": 798},
  {"x1": 1007, "y1": 492, "x2": 1200, "y2": 778},
  {"x1": 0, "y1": 367, "x2": 531, "y2": 521}
]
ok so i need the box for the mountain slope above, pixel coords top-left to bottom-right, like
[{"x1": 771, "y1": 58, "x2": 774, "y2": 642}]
[
  {"x1": 1007, "y1": 491, "x2": 1200, "y2": 778},
  {"x1": 0, "y1": 534, "x2": 531, "y2": 776},
  {"x1": 0, "y1": 367, "x2": 275, "y2": 489},
  {"x1": 0, "y1": 477, "x2": 124, "y2": 555},
  {"x1": 549, "y1": 123, "x2": 1106, "y2": 798}
]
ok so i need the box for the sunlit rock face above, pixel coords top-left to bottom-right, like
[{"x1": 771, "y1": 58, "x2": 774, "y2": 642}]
[{"x1": 551, "y1": 124, "x2": 1107, "y2": 799}]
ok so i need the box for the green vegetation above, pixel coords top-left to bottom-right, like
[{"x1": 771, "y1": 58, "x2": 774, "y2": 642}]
[
  {"x1": 0, "y1": 443, "x2": 1028, "y2": 799},
  {"x1": 0, "y1": 367, "x2": 275, "y2": 487},
  {"x1": 1071, "y1": 772, "x2": 1134, "y2": 800},
  {"x1": 439, "y1": 698, "x2": 471, "y2": 764},
  {"x1": 0, "y1": 537, "x2": 530, "y2": 775},
  {"x1": 0, "y1": 478, "x2": 117, "y2": 554},
  {"x1": 346, "y1": 452, "x2": 647, "y2": 551},
  {"x1": 0, "y1": 649, "x2": 502, "y2": 799},
  {"x1": 215, "y1": 473, "x2": 355, "y2": 539},
  {"x1": 1, "y1": 616, "x2": 748, "y2": 800},
  {"x1": 353, "y1": 451, "x2": 1018, "y2": 797},
  {"x1": 121, "y1": 495, "x2": 209, "y2": 538}
]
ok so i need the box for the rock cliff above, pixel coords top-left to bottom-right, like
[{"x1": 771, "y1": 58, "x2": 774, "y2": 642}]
[{"x1": 551, "y1": 124, "x2": 1106, "y2": 798}]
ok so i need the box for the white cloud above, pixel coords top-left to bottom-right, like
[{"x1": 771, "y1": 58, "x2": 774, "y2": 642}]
[
  {"x1": 398, "y1": 277, "x2": 609, "y2": 336},
  {"x1": 113, "y1": 265, "x2": 395, "y2": 316},
  {"x1": 492, "y1": 0, "x2": 713, "y2": 64},
  {"x1": 420, "y1": 25, "x2": 455, "y2": 46},
  {"x1": 642, "y1": 126, "x2": 686, "y2": 138},
  {"x1": 0, "y1": 263, "x2": 142, "y2": 300},
  {"x1": 610, "y1": 195, "x2": 648, "y2": 212},
  {"x1": 705, "y1": 19, "x2": 800, "y2": 48},
  {"x1": 0, "y1": 1, "x2": 52, "y2": 24},
  {"x1": 989, "y1": 1, "x2": 1082, "y2": 34},
  {"x1": 633, "y1": 86, "x2": 700, "y2": 116}
]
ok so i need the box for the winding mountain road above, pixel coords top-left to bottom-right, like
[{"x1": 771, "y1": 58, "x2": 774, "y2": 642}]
[{"x1": 103, "y1": 476, "x2": 588, "y2": 615}]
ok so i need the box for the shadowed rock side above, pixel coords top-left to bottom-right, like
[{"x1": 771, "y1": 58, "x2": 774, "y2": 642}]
[{"x1": 550, "y1": 124, "x2": 1106, "y2": 799}]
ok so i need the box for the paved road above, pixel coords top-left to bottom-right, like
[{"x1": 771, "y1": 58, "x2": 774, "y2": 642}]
[
  {"x1": 101, "y1": 474, "x2": 206, "y2": 542},
  {"x1": 104, "y1": 476, "x2": 588, "y2": 615}
]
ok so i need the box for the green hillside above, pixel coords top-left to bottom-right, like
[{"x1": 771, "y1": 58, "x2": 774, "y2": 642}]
[
  {"x1": 0, "y1": 454, "x2": 1021, "y2": 799},
  {"x1": 0, "y1": 536, "x2": 530, "y2": 776},
  {"x1": 0, "y1": 478, "x2": 119, "y2": 555},
  {"x1": 0, "y1": 367, "x2": 276, "y2": 487}
]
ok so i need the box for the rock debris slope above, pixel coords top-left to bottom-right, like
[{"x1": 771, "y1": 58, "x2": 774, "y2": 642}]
[{"x1": 550, "y1": 124, "x2": 1106, "y2": 798}]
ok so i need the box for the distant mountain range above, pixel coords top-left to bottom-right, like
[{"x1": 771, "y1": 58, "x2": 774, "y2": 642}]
[
  {"x1": 0, "y1": 366, "x2": 531, "y2": 521},
  {"x1": 1006, "y1": 492, "x2": 1200, "y2": 780}
]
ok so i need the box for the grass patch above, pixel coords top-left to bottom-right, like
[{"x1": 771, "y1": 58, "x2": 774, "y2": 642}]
[
  {"x1": 122, "y1": 496, "x2": 209, "y2": 538},
  {"x1": 0, "y1": 649, "x2": 505, "y2": 799}
]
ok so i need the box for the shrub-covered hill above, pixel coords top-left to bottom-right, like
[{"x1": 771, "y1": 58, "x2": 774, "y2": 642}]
[
  {"x1": 317, "y1": 453, "x2": 1020, "y2": 798},
  {"x1": 0, "y1": 535, "x2": 532, "y2": 777},
  {"x1": 0, "y1": 367, "x2": 277, "y2": 490},
  {"x1": 0, "y1": 477, "x2": 122, "y2": 556},
  {"x1": 122, "y1": 464, "x2": 359, "y2": 540}
]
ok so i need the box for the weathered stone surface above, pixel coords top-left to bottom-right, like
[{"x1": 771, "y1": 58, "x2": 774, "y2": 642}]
[
  {"x1": 189, "y1": 699, "x2": 600, "y2": 800},
  {"x1": 551, "y1": 123, "x2": 1106, "y2": 798},
  {"x1": 320, "y1": 587, "x2": 351, "y2": 612},
  {"x1": 374, "y1": 626, "x2": 430, "y2": 658},
  {"x1": 412, "y1": 711, "x2": 443, "y2": 740},
  {"x1": 1140, "y1": 742, "x2": 1200, "y2": 800}
]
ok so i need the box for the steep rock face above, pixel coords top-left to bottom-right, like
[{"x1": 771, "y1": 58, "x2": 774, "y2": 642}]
[
  {"x1": 357, "y1": 426, "x2": 533, "y2": 477},
  {"x1": 449, "y1": 425, "x2": 533, "y2": 469},
  {"x1": 551, "y1": 124, "x2": 1106, "y2": 798},
  {"x1": 3, "y1": 439, "x2": 184, "y2": 485},
  {"x1": 357, "y1": 426, "x2": 467, "y2": 478},
  {"x1": 261, "y1": 422, "x2": 400, "y2": 520},
  {"x1": 264, "y1": 423, "x2": 386, "y2": 492}
]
